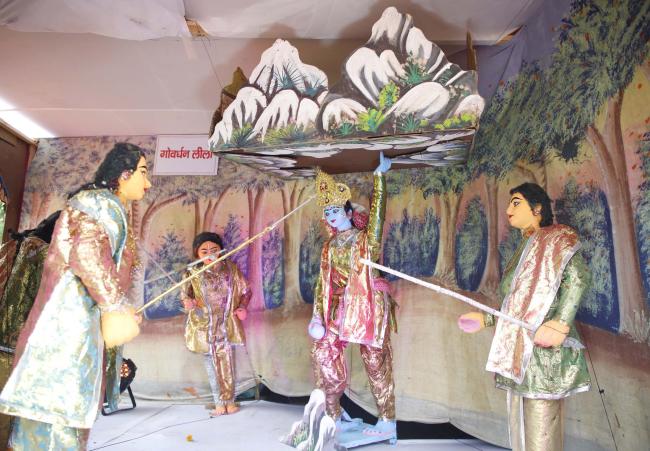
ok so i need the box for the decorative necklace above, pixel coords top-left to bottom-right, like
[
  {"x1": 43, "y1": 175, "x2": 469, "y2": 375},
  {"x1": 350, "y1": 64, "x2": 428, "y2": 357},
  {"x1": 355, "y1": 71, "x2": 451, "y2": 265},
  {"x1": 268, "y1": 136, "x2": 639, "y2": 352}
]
[{"x1": 333, "y1": 228, "x2": 356, "y2": 248}]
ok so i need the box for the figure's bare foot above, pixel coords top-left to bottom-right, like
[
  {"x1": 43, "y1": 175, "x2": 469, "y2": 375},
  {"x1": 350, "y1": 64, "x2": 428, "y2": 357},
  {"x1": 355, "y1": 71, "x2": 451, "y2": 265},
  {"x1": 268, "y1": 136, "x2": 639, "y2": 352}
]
[
  {"x1": 225, "y1": 403, "x2": 240, "y2": 414},
  {"x1": 209, "y1": 405, "x2": 227, "y2": 417}
]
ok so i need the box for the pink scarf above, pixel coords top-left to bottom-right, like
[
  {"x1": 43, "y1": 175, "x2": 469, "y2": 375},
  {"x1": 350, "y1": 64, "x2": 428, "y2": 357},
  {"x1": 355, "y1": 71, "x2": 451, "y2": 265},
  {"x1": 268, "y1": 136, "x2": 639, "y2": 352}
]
[{"x1": 486, "y1": 225, "x2": 580, "y2": 384}]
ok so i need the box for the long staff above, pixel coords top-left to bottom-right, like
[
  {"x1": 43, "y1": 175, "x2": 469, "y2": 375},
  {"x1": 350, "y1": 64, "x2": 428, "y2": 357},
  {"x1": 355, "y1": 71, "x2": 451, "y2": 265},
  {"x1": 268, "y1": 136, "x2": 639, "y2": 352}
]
[
  {"x1": 142, "y1": 249, "x2": 226, "y2": 286},
  {"x1": 136, "y1": 195, "x2": 315, "y2": 314},
  {"x1": 360, "y1": 259, "x2": 535, "y2": 331}
]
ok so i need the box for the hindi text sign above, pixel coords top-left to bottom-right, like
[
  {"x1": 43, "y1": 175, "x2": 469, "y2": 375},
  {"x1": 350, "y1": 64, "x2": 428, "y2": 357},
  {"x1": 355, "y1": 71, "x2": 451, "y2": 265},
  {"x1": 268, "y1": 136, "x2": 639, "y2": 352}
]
[{"x1": 154, "y1": 135, "x2": 218, "y2": 175}]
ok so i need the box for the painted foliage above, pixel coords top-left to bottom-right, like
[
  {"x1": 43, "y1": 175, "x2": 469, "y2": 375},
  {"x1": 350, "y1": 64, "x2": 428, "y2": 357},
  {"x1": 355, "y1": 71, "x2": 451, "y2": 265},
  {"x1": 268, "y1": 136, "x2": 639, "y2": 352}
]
[
  {"x1": 208, "y1": 7, "x2": 484, "y2": 177},
  {"x1": 635, "y1": 131, "x2": 650, "y2": 309},
  {"x1": 455, "y1": 197, "x2": 487, "y2": 292},
  {"x1": 473, "y1": 0, "x2": 650, "y2": 339},
  {"x1": 11, "y1": 1, "x2": 650, "y2": 449},
  {"x1": 298, "y1": 220, "x2": 325, "y2": 305},
  {"x1": 143, "y1": 231, "x2": 189, "y2": 319},
  {"x1": 383, "y1": 208, "x2": 439, "y2": 282},
  {"x1": 555, "y1": 179, "x2": 619, "y2": 331}
]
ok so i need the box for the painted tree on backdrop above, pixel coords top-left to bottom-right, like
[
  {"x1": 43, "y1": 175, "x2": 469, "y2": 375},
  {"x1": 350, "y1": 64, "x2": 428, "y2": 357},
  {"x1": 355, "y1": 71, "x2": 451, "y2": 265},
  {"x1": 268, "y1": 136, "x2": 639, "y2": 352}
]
[
  {"x1": 139, "y1": 158, "x2": 243, "y2": 242},
  {"x1": 143, "y1": 231, "x2": 190, "y2": 319},
  {"x1": 381, "y1": 169, "x2": 440, "y2": 284},
  {"x1": 177, "y1": 176, "x2": 229, "y2": 235},
  {"x1": 634, "y1": 131, "x2": 650, "y2": 338},
  {"x1": 21, "y1": 143, "x2": 63, "y2": 227},
  {"x1": 189, "y1": 179, "x2": 232, "y2": 237},
  {"x1": 471, "y1": 68, "x2": 550, "y2": 300},
  {"x1": 222, "y1": 214, "x2": 248, "y2": 277},
  {"x1": 413, "y1": 166, "x2": 470, "y2": 283},
  {"x1": 280, "y1": 180, "x2": 312, "y2": 310},
  {"x1": 473, "y1": 0, "x2": 650, "y2": 336},
  {"x1": 299, "y1": 219, "x2": 326, "y2": 305},
  {"x1": 383, "y1": 208, "x2": 439, "y2": 282},
  {"x1": 555, "y1": 178, "x2": 619, "y2": 331},
  {"x1": 498, "y1": 227, "x2": 521, "y2": 278},
  {"x1": 233, "y1": 172, "x2": 283, "y2": 311},
  {"x1": 535, "y1": 0, "x2": 649, "y2": 336},
  {"x1": 262, "y1": 227, "x2": 284, "y2": 309},
  {"x1": 129, "y1": 166, "x2": 190, "y2": 305},
  {"x1": 455, "y1": 197, "x2": 488, "y2": 292}
]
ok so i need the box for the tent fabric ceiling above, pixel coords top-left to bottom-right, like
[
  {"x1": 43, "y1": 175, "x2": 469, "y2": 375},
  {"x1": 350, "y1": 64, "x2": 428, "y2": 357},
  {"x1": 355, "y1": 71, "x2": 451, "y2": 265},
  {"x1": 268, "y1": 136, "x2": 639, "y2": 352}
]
[
  {"x1": 0, "y1": 0, "x2": 543, "y2": 138},
  {"x1": 1, "y1": 0, "x2": 540, "y2": 43},
  {"x1": 0, "y1": 0, "x2": 190, "y2": 40}
]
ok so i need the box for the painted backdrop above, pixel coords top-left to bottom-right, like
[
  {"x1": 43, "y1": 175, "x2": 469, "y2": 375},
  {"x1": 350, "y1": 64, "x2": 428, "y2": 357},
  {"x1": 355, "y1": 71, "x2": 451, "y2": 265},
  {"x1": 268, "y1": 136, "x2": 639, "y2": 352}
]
[{"x1": 17, "y1": 1, "x2": 649, "y2": 450}]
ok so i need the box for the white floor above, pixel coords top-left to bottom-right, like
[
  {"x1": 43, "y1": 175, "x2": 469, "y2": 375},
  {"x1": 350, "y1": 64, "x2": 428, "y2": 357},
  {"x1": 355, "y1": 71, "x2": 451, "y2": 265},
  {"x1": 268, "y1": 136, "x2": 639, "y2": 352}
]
[{"x1": 89, "y1": 400, "x2": 506, "y2": 451}]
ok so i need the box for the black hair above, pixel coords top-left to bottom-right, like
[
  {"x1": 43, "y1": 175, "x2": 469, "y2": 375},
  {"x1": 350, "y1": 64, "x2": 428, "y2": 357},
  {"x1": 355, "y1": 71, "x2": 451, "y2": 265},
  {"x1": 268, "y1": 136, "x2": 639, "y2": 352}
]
[
  {"x1": 509, "y1": 183, "x2": 554, "y2": 227},
  {"x1": 69, "y1": 142, "x2": 146, "y2": 198},
  {"x1": 192, "y1": 232, "x2": 223, "y2": 257},
  {"x1": 345, "y1": 201, "x2": 370, "y2": 229},
  {"x1": 10, "y1": 210, "x2": 62, "y2": 244}
]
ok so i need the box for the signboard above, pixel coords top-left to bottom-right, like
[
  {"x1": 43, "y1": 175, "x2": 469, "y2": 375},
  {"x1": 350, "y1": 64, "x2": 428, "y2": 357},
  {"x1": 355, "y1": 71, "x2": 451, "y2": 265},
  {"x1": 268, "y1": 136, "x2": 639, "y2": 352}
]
[{"x1": 154, "y1": 135, "x2": 218, "y2": 175}]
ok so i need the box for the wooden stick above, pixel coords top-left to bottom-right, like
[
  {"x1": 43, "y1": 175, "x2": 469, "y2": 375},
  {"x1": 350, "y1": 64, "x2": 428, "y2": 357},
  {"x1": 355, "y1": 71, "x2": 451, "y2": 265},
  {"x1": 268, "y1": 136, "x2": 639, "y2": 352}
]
[
  {"x1": 142, "y1": 249, "x2": 226, "y2": 285},
  {"x1": 360, "y1": 259, "x2": 535, "y2": 331}
]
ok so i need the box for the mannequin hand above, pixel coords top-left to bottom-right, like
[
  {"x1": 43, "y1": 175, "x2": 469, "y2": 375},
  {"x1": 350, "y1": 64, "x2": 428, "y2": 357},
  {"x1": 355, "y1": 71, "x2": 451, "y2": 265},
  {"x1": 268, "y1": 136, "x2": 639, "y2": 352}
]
[
  {"x1": 101, "y1": 305, "x2": 140, "y2": 348},
  {"x1": 182, "y1": 299, "x2": 196, "y2": 310},
  {"x1": 458, "y1": 312, "x2": 485, "y2": 333},
  {"x1": 534, "y1": 320, "x2": 569, "y2": 347},
  {"x1": 374, "y1": 152, "x2": 392, "y2": 174},
  {"x1": 308, "y1": 317, "x2": 326, "y2": 340},
  {"x1": 234, "y1": 307, "x2": 247, "y2": 321}
]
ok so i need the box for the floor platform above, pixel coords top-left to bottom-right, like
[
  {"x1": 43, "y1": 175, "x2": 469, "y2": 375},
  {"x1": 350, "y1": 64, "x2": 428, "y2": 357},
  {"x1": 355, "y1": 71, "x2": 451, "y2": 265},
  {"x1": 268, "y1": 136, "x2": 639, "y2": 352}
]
[{"x1": 89, "y1": 400, "x2": 506, "y2": 450}]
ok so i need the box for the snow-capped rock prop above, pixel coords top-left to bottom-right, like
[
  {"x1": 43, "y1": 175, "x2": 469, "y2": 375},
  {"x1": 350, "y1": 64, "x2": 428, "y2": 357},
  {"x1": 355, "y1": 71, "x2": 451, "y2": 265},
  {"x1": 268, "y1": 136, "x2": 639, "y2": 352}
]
[{"x1": 209, "y1": 6, "x2": 484, "y2": 179}]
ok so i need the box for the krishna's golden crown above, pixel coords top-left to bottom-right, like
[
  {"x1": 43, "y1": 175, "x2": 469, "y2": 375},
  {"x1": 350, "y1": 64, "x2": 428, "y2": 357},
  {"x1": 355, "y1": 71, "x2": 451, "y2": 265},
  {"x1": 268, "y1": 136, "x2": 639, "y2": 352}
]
[{"x1": 315, "y1": 169, "x2": 351, "y2": 208}]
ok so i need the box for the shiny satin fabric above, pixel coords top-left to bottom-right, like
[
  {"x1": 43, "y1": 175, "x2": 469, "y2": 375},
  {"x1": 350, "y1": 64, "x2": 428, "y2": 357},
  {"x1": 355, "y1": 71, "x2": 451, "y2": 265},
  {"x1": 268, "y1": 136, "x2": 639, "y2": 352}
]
[
  {"x1": 184, "y1": 260, "x2": 251, "y2": 348},
  {"x1": 311, "y1": 173, "x2": 395, "y2": 420},
  {"x1": 486, "y1": 225, "x2": 580, "y2": 384},
  {"x1": 359, "y1": 335, "x2": 395, "y2": 421},
  {"x1": 313, "y1": 174, "x2": 391, "y2": 348},
  {"x1": 0, "y1": 236, "x2": 48, "y2": 349},
  {"x1": 183, "y1": 260, "x2": 250, "y2": 405},
  {"x1": 104, "y1": 347, "x2": 123, "y2": 413},
  {"x1": 202, "y1": 354, "x2": 221, "y2": 404},
  {"x1": 312, "y1": 329, "x2": 348, "y2": 418},
  {"x1": 185, "y1": 307, "x2": 210, "y2": 354},
  {"x1": 312, "y1": 329, "x2": 395, "y2": 420},
  {"x1": 12, "y1": 203, "x2": 137, "y2": 367},
  {"x1": 0, "y1": 240, "x2": 18, "y2": 300},
  {"x1": 508, "y1": 392, "x2": 564, "y2": 451},
  {"x1": 9, "y1": 418, "x2": 89, "y2": 451},
  {"x1": 1, "y1": 352, "x2": 11, "y2": 448},
  {"x1": 209, "y1": 342, "x2": 235, "y2": 404},
  {"x1": 0, "y1": 189, "x2": 132, "y2": 449},
  {"x1": 484, "y1": 231, "x2": 591, "y2": 399}
]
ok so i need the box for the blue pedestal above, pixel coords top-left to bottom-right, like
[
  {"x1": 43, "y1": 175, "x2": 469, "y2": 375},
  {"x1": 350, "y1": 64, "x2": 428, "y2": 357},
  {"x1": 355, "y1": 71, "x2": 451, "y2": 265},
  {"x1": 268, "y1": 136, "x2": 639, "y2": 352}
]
[{"x1": 337, "y1": 421, "x2": 397, "y2": 448}]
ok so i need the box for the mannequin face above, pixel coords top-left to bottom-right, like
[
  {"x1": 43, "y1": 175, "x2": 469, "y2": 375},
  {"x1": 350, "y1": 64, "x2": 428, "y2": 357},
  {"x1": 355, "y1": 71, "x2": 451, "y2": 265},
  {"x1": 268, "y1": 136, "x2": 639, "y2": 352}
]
[
  {"x1": 197, "y1": 240, "x2": 222, "y2": 264},
  {"x1": 324, "y1": 205, "x2": 352, "y2": 231},
  {"x1": 506, "y1": 193, "x2": 541, "y2": 231},
  {"x1": 117, "y1": 156, "x2": 151, "y2": 203}
]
